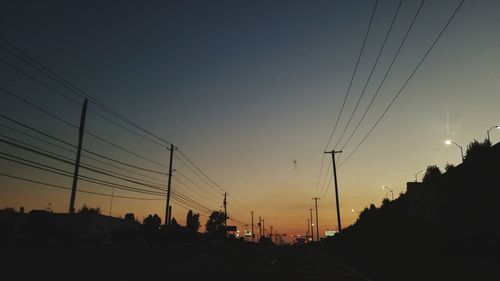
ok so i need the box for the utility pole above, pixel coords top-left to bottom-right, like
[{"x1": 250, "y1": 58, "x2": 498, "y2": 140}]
[
  {"x1": 312, "y1": 197, "x2": 320, "y2": 242},
  {"x1": 270, "y1": 225, "x2": 273, "y2": 241},
  {"x1": 168, "y1": 206, "x2": 172, "y2": 225},
  {"x1": 223, "y1": 192, "x2": 227, "y2": 227},
  {"x1": 262, "y1": 218, "x2": 265, "y2": 238},
  {"x1": 306, "y1": 218, "x2": 310, "y2": 241},
  {"x1": 325, "y1": 150, "x2": 343, "y2": 233},
  {"x1": 109, "y1": 187, "x2": 114, "y2": 216},
  {"x1": 308, "y1": 208, "x2": 314, "y2": 242},
  {"x1": 165, "y1": 144, "x2": 175, "y2": 226},
  {"x1": 251, "y1": 211, "x2": 254, "y2": 242},
  {"x1": 258, "y1": 216, "x2": 262, "y2": 239},
  {"x1": 69, "y1": 98, "x2": 88, "y2": 213}
]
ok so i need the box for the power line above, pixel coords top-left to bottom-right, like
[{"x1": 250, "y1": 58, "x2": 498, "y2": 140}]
[
  {"x1": 339, "y1": 0, "x2": 426, "y2": 153},
  {"x1": 324, "y1": 0, "x2": 379, "y2": 151},
  {"x1": 228, "y1": 194, "x2": 252, "y2": 213},
  {"x1": 0, "y1": 113, "x2": 75, "y2": 147},
  {"x1": 84, "y1": 130, "x2": 168, "y2": 168},
  {"x1": 333, "y1": 0, "x2": 404, "y2": 149},
  {"x1": 0, "y1": 153, "x2": 166, "y2": 196},
  {"x1": 0, "y1": 88, "x2": 168, "y2": 169},
  {"x1": 0, "y1": 36, "x2": 253, "y2": 218},
  {"x1": 82, "y1": 149, "x2": 167, "y2": 175},
  {"x1": 317, "y1": 160, "x2": 333, "y2": 198},
  {"x1": 0, "y1": 114, "x2": 168, "y2": 175},
  {"x1": 0, "y1": 56, "x2": 168, "y2": 149},
  {"x1": 0, "y1": 137, "x2": 170, "y2": 194},
  {"x1": 175, "y1": 149, "x2": 226, "y2": 193},
  {"x1": 1, "y1": 142, "x2": 218, "y2": 213},
  {"x1": 176, "y1": 149, "x2": 253, "y2": 213},
  {"x1": 0, "y1": 152, "x2": 210, "y2": 210},
  {"x1": 0, "y1": 173, "x2": 165, "y2": 201},
  {"x1": 312, "y1": 154, "x2": 326, "y2": 197},
  {"x1": 339, "y1": 0, "x2": 465, "y2": 167},
  {"x1": 174, "y1": 170, "x2": 222, "y2": 201},
  {"x1": 172, "y1": 177, "x2": 220, "y2": 204},
  {"x1": 0, "y1": 38, "x2": 174, "y2": 147},
  {"x1": 1, "y1": 120, "x2": 167, "y2": 179},
  {"x1": 1, "y1": 87, "x2": 165, "y2": 169},
  {"x1": 0, "y1": 87, "x2": 79, "y2": 129}
]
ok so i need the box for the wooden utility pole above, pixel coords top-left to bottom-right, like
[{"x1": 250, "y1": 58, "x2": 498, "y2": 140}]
[
  {"x1": 325, "y1": 150, "x2": 343, "y2": 233},
  {"x1": 312, "y1": 197, "x2": 320, "y2": 242},
  {"x1": 251, "y1": 211, "x2": 254, "y2": 242},
  {"x1": 306, "y1": 218, "x2": 310, "y2": 241},
  {"x1": 69, "y1": 98, "x2": 88, "y2": 213},
  {"x1": 223, "y1": 192, "x2": 227, "y2": 227},
  {"x1": 165, "y1": 144, "x2": 174, "y2": 225},
  {"x1": 308, "y1": 208, "x2": 314, "y2": 242},
  {"x1": 258, "y1": 216, "x2": 262, "y2": 239}
]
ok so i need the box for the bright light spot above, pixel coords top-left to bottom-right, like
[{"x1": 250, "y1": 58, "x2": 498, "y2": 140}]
[
  {"x1": 445, "y1": 140, "x2": 452, "y2": 145},
  {"x1": 351, "y1": 209, "x2": 355, "y2": 213}
]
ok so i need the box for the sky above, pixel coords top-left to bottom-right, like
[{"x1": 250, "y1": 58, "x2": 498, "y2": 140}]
[{"x1": 1, "y1": 0, "x2": 499, "y2": 239}]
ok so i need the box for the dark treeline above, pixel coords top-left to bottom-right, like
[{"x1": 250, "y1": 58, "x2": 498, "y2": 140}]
[
  {"x1": 0, "y1": 205, "x2": 251, "y2": 247},
  {"x1": 322, "y1": 139, "x2": 500, "y2": 280}
]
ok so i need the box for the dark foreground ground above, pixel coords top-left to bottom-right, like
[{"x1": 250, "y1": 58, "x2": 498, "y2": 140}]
[
  {"x1": 2, "y1": 239, "x2": 499, "y2": 281},
  {"x1": 1, "y1": 240, "x2": 369, "y2": 281}
]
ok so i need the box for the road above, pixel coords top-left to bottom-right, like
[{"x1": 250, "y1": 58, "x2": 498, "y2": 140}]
[
  {"x1": 131, "y1": 244, "x2": 371, "y2": 281},
  {"x1": 2, "y1": 241, "x2": 372, "y2": 281}
]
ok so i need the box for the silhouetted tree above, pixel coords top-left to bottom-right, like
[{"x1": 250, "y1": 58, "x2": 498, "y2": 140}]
[
  {"x1": 2, "y1": 207, "x2": 16, "y2": 213},
  {"x1": 444, "y1": 162, "x2": 455, "y2": 172},
  {"x1": 422, "y1": 165, "x2": 441, "y2": 184},
  {"x1": 465, "y1": 138, "x2": 491, "y2": 161},
  {"x1": 369, "y1": 204, "x2": 376, "y2": 212},
  {"x1": 143, "y1": 214, "x2": 161, "y2": 228},
  {"x1": 124, "y1": 213, "x2": 135, "y2": 221},
  {"x1": 77, "y1": 204, "x2": 101, "y2": 215},
  {"x1": 205, "y1": 211, "x2": 227, "y2": 238},
  {"x1": 186, "y1": 210, "x2": 200, "y2": 233},
  {"x1": 381, "y1": 198, "x2": 390, "y2": 207}
]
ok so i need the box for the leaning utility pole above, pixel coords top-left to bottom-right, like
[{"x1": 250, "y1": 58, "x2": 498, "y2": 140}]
[
  {"x1": 325, "y1": 150, "x2": 343, "y2": 233},
  {"x1": 308, "y1": 208, "x2": 314, "y2": 242},
  {"x1": 251, "y1": 211, "x2": 254, "y2": 242},
  {"x1": 312, "y1": 197, "x2": 320, "y2": 242},
  {"x1": 69, "y1": 98, "x2": 88, "y2": 213},
  {"x1": 165, "y1": 144, "x2": 175, "y2": 225}
]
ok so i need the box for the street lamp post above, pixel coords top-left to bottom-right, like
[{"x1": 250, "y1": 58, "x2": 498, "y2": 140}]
[
  {"x1": 487, "y1": 125, "x2": 499, "y2": 143},
  {"x1": 415, "y1": 170, "x2": 424, "y2": 182},
  {"x1": 445, "y1": 140, "x2": 464, "y2": 162},
  {"x1": 383, "y1": 186, "x2": 394, "y2": 200}
]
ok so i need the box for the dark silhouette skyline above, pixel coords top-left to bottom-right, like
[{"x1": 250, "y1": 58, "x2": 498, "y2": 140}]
[{"x1": 2, "y1": 0, "x2": 499, "y2": 236}]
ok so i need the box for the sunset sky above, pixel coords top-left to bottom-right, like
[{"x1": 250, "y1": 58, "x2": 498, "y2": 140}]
[{"x1": 1, "y1": 0, "x2": 499, "y2": 238}]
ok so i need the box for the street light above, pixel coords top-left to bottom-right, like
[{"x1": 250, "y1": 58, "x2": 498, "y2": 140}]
[
  {"x1": 382, "y1": 186, "x2": 394, "y2": 200},
  {"x1": 445, "y1": 140, "x2": 464, "y2": 162},
  {"x1": 487, "y1": 125, "x2": 500, "y2": 143},
  {"x1": 351, "y1": 208, "x2": 360, "y2": 214},
  {"x1": 415, "y1": 170, "x2": 424, "y2": 182}
]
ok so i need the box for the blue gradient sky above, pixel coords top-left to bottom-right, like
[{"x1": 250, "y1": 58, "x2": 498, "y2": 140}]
[{"x1": 1, "y1": 0, "x2": 499, "y2": 236}]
